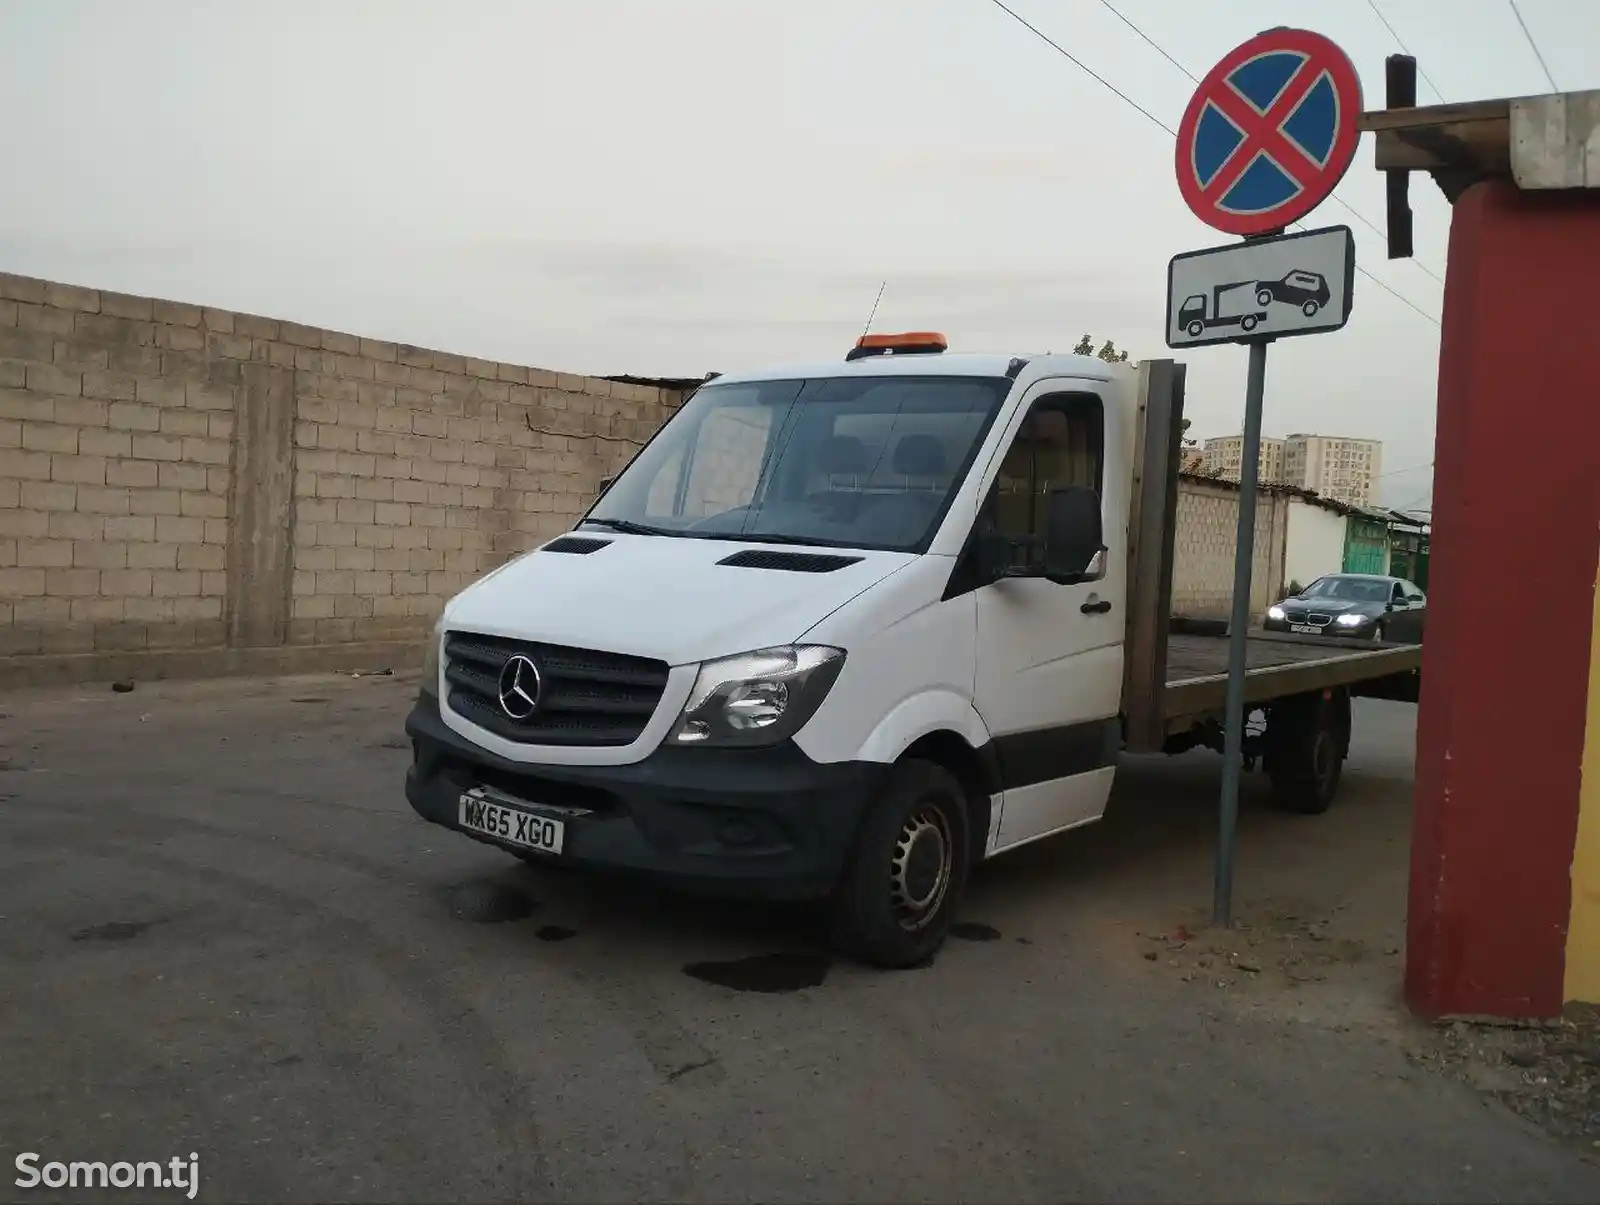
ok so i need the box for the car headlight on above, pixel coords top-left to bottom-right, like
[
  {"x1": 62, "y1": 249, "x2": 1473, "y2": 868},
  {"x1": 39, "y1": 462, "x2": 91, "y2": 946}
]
[
  {"x1": 669, "y1": 645, "x2": 846, "y2": 748},
  {"x1": 1266, "y1": 604, "x2": 1286, "y2": 621},
  {"x1": 1335, "y1": 613, "x2": 1367, "y2": 627}
]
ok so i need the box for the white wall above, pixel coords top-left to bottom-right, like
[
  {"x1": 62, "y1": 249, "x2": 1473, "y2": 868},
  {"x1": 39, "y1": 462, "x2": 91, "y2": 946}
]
[
  {"x1": 1171, "y1": 478, "x2": 1288, "y2": 621},
  {"x1": 1284, "y1": 500, "x2": 1348, "y2": 592}
]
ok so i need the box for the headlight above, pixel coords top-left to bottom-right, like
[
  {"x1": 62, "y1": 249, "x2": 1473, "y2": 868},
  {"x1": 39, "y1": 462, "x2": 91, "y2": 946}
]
[
  {"x1": 1335, "y1": 613, "x2": 1367, "y2": 626},
  {"x1": 668, "y1": 645, "x2": 846, "y2": 748},
  {"x1": 421, "y1": 619, "x2": 444, "y2": 693},
  {"x1": 1266, "y1": 604, "x2": 1286, "y2": 621}
]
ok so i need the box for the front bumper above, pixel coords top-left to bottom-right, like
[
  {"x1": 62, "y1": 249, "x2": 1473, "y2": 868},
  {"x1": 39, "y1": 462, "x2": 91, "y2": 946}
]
[
  {"x1": 403, "y1": 690, "x2": 887, "y2": 900},
  {"x1": 1263, "y1": 615, "x2": 1380, "y2": 638}
]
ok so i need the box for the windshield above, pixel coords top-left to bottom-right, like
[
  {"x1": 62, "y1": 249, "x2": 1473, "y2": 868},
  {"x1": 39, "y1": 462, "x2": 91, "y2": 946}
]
[
  {"x1": 584, "y1": 374, "x2": 1011, "y2": 552},
  {"x1": 1303, "y1": 576, "x2": 1392, "y2": 602}
]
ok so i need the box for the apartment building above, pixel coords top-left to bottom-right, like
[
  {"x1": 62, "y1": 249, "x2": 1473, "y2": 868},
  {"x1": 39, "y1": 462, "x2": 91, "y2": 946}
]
[
  {"x1": 1283, "y1": 433, "x2": 1383, "y2": 508},
  {"x1": 1201, "y1": 434, "x2": 1285, "y2": 483}
]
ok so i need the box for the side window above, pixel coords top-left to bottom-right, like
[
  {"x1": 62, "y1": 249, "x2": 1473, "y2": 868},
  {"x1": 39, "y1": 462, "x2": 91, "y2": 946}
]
[
  {"x1": 1391, "y1": 581, "x2": 1406, "y2": 604},
  {"x1": 988, "y1": 393, "x2": 1104, "y2": 558}
]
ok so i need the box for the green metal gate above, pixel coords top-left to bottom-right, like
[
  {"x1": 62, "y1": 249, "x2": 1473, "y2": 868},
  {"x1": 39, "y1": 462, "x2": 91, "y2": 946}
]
[{"x1": 1344, "y1": 517, "x2": 1389, "y2": 574}]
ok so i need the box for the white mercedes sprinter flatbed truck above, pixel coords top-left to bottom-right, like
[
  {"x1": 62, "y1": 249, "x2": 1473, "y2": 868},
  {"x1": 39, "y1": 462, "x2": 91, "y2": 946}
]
[{"x1": 404, "y1": 333, "x2": 1421, "y2": 966}]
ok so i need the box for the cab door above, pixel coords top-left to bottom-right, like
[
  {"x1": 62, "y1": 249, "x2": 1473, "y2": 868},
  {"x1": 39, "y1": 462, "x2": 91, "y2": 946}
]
[{"x1": 970, "y1": 384, "x2": 1126, "y2": 853}]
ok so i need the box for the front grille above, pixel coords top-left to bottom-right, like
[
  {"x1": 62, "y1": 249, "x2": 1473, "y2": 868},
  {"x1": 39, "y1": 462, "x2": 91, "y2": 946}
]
[
  {"x1": 1308, "y1": 612, "x2": 1333, "y2": 626},
  {"x1": 443, "y1": 631, "x2": 669, "y2": 747},
  {"x1": 1282, "y1": 607, "x2": 1309, "y2": 623}
]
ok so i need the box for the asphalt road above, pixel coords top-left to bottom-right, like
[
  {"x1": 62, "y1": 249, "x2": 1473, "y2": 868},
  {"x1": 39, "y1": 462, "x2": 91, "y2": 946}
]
[{"x1": 3, "y1": 672, "x2": 1597, "y2": 1204}]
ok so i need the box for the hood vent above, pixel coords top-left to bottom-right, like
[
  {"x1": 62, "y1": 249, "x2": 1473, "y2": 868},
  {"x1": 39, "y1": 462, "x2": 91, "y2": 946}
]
[
  {"x1": 716, "y1": 549, "x2": 863, "y2": 573},
  {"x1": 542, "y1": 536, "x2": 612, "y2": 555}
]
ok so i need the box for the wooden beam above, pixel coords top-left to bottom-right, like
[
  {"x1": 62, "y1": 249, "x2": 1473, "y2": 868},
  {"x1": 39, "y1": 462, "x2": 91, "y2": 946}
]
[{"x1": 1359, "y1": 98, "x2": 1512, "y2": 133}]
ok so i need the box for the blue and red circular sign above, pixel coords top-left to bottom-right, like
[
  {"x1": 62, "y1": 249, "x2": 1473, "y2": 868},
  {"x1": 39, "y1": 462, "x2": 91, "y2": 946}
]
[{"x1": 1175, "y1": 27, "x2": 1363, "y2": 236}]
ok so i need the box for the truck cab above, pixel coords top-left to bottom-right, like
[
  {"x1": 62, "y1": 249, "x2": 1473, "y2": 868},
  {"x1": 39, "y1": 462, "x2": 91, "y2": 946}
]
[{"x1": 407, "y1": 333, "x2": 1139, "y2": 965}]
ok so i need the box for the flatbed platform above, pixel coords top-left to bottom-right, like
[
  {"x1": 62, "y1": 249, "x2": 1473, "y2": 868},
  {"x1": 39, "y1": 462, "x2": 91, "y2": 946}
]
[{"x1": 1161, "y1": 631, "x2": 1424, "y2": 725}]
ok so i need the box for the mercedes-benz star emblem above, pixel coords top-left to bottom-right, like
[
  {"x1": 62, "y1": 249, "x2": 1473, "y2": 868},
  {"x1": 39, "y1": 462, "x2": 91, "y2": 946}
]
[{"x1": 496, "y1": 654, "x2": 542, "y2": 721}]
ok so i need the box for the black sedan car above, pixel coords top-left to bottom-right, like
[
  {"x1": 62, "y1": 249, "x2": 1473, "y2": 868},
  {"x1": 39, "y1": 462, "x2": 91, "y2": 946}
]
[{"x1": 1263, "y1": 573, "x2": 1427, "y2": 643}]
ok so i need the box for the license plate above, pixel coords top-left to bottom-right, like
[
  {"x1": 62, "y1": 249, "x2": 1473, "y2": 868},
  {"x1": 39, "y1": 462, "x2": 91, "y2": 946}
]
[
  {"x1": 458, "y1": 792, "x2": 565, "y2": 855},
  {"x1": 1290, "y1": 623, "x2": 1320, "y2": 634}
]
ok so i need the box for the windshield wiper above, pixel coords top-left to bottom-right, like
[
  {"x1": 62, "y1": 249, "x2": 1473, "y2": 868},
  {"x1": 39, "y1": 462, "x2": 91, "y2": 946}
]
[
  {"x1": 581, "y1": 518, "x2": 678, "y2": 537},
  {"x1": 692, "y1": 531, "x2": 846, "y2": 548}
]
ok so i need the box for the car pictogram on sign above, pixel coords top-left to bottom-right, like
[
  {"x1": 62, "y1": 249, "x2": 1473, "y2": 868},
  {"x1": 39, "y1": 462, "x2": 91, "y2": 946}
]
[{"x1": 1255, "y1": 269, "x2": 1331, "y2": 315}]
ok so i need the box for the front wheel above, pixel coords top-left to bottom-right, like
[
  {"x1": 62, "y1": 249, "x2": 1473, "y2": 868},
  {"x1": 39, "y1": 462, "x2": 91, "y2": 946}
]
[
  {"x1": 1302, "y1": 300, "x2": 1321, "y2": 317},
  {"x1": 1186, "y1": 319, "x2": 1204, "y2": 337},
  {"x1": 1257, "y1": 288, "x2": 1273, "y2": 307},
  {"x1": 830, "y1": 759, "x2": 970, "y2": 968},
  {"x1": 1241, "y1": 314, "x2": 1259, "y2": 333}
]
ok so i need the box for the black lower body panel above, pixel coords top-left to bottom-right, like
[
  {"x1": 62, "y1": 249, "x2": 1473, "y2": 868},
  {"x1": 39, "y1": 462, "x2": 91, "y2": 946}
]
[{"x1": 403, "y1": 691, "x2": 888, "y2": 901}]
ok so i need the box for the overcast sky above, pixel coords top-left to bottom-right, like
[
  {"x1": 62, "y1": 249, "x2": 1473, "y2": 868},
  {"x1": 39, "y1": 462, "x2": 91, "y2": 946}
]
[{"x1": 1, "y1": 1, "x2": 1591, "y2": 511}]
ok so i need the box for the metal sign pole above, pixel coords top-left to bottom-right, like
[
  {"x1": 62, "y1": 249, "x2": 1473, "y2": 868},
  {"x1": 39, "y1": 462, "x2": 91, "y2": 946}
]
[{"x1": 1213, "y1": 336, "x2": 1270, "y2": 929}]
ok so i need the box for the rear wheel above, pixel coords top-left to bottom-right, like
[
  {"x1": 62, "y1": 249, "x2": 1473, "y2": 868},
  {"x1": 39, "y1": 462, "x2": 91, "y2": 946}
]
[
  {"x1": 1302, "y1": 300, "x2": 1321, "y2": 317},
  {"x1": 830, "y1": 759, "x2": 970, "y2": 968},
  {"x1": 1264, "y1": 689, "x2": 1350, "y2": 814},
  {"x1": 1241, "y1": 314, "x2": 1260, "y2": 333},
  {"x1": 1256, "y1": 288, "x2": 1273, "y2": 307}
]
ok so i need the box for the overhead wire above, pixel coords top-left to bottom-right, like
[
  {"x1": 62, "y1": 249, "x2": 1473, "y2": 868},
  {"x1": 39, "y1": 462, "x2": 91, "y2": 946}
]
[
  {"x1": 1093, "y1": 0, "x2": 1445, "y2": 289},
  {"x1": 985, "y1": 0, "x2": 1441, "y2": 326},
  {"x1": 1506, "y1": 0, "x2": 1560, "y2": 92}
]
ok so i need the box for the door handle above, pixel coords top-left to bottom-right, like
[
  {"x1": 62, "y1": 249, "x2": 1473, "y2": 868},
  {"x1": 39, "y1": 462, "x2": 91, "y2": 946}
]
[{"x1": 1081, "y1": 599, "x2": 1112, "y2": 615}]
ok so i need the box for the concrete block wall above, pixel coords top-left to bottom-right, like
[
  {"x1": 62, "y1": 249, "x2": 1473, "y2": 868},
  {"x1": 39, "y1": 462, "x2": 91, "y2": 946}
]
[
  {"x1": 1171, "y1": 477, "x2": 1288, "y2": 622},
  {"x1": 0, "y1": 271, "x2": 687, "y2": 683}
]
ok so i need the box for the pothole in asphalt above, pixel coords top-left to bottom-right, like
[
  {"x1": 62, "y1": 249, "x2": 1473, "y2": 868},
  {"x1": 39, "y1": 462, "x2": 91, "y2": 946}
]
[
  {"x1": 445, "y1": 880, "x2": 537, "y2": 923},
  {"x1": 951, "y1": 921, "x2": 1002, "y2": 941},
  {"x1": 682, "y1": 952, "x2": 831, "y2": 993}
]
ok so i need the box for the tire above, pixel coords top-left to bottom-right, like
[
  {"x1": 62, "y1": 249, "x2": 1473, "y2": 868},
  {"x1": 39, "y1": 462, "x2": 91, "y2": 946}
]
[
  {"x1": 1186, "y1": 319, "x2": 1204, "y2": 337},
  {"x1": 830, "y1": 758, "x2": 970, "y2": 969},
  {"x1": 1241, "y1": 314, "x2": 1259, "y2": 333},
  {"x1": 1302, "y1": 300, "x2": 1321, "y2": 317},
  {"x1": 1263, "y1": 690, "x2": 1349, "y2": 815},
  {"x1": 1256, "y1": 288, "x2": 1273, "y2": 307}
]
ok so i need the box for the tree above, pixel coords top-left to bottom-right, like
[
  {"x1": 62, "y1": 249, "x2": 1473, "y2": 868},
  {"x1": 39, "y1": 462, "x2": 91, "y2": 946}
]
[{"x1": 1072, "y1": 333, "x2": 1131, "y2": 364}]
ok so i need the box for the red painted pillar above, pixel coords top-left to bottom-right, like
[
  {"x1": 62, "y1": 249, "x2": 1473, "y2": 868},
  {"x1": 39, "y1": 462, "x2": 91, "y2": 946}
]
[{"x1": 1406, "y1": 180, "x2": 1600, "y2": 1017}]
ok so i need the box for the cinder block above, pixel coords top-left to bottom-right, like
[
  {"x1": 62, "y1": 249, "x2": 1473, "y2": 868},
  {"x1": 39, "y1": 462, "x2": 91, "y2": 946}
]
[
  {"x1": 0, "y1": 447, "x2": 51, "y2": 480},
  {"x1": 177, "y1": 542, "x2": 224, "y2": 572},
  {"x1": 412, "y1": 459, "x2": 447, "y2": 484},
  {"x1": 182, "y1": 436, "x2": 230, "y2": 465},
  {"x1": 45, "y1": 566, "x2": 100, "y2": 597},
  {"x1": 20, "y1": 480, "x2": 76, "y2": 511},
  {"x1": 206, "y1": 467, "x2": 229, "y2": 495},
  {"x1": 131, "y1": 432, "x2": 183, "y2": 462},
  {"x1": 157, "y1": 407, "x2": 209, "y2": 437},
  {"x1": 374, "y1": 361, "x2": 411, "y2": 388},
  {"x1": 355, "y1": 525, "x2": 394, "y2": 550},
  {"x1": 53, "y1": 339, "x2": 110, "y2": 372},
  {"x1": 26, "y1": 363, "x2": 81, "y2": 397},
  {"x1": 76, "y1": 486, "x2": 131, "y2": 515},
  {"x1": 123, "y1": 596, "x2": 173, "y2": 620},
  {"x1": 335, "y1": 452, "x2": 376, "y2": 478},
  {"x1": 107, "y1": 458, "x2": 158, "y2": 488},
  {"x1": 317, "y1": 521, "x2": 356, "y2": 547},
  {"x1": 335, "y1": 400, "x2": 377, "y2": 429},
  {"x1": 374, "y1": 548, "x2": 409, "y2": 572},
  {"x1": 155, "y1": 324, "x2": 205, "y2": 352},
  {"x1": 335, "y1": 544, "x2": 376, "y2": 571},
  {"x1": 0, "y1": 566, "x2": 47, "y2": 595},
  {"x1": 336, "y1": 498, "x2": 375, "y2": 525},
  {"x1": 201, "y1": 571, "x2": 225, "y2": 597},
  {"x1": 80, "y1": 428, "x2": 132, "y2": 458},
  {"x1": 355, "y1": 477, "x2": 393, "y2": 502},
  {"x1": 74, "y1": 539, "x2": 127, "y2": 569},
  {"x1": 317, "y1": 570, "x2": 355, "y2": 595},
  {"x1": 151, "y1": 570, "x2": 201, "y2": 597},
  {"x1": 18, "y1": 538, "x2": 73, "y2": 568},
  {"x1": 184, "y1": 382, "x2": 234, "y2": 411},
  {"x1": 152, "y1": 298, "x2": 203, "y2": 327},
  {"x1": 332, "y1": 354, "x2": 375, "y2": 382},
  {"x1": 179, "y1": 490, "x2": 226, "y2": 518},
  {"x1": 173, "y1": 595, "x2": 223, "y2": 621},
  {"x1": 295, "y1": 545, "x2": 337, "y2": 572},
  {"x1": 108, "y1": 401, "x2": 161, "y2": 431},
  {"x1": 358, "y1": 382, "x2": 398, "y2": 410},
  {"x1": 426, "y1": 484, "x2": 461, "y2": 508},
  {"x1": 155, "y1": 514, "x2": 204, "y2": 544},
  {"x1": 315, "y1": 473, "x2": 356, "y2": 500},
  {"x1": 51, "y1": 454, "x2": 107, "y2": 485},
  {"x1": 17, "y1": 303, "x2": 76, "y2": 337},
  {"x1": 445, "y1": 463, "x2": 480, "y2": 487},
  {"x1": 317, "y1": 424, "x2": 358, "y2": 452},
  {"x1": 281, "y1": 321, "x2": 322, "y2": 349},
  {"x1": 409, "y1": 548, "x2": 444, "y2": 573},
  {"x1": 101, "y1": 515, "x2": 154, "y2": 542}
]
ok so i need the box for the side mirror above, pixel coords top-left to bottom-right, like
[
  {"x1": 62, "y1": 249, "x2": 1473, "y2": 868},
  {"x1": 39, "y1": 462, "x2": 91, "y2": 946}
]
[{"x1": 1043, "y1": 486, "x2": 1105, "y2": 583}]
